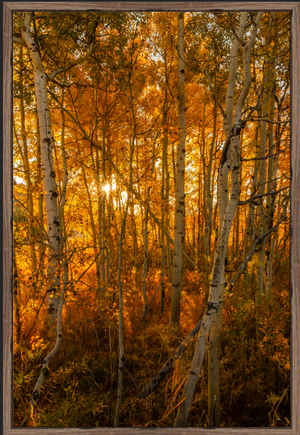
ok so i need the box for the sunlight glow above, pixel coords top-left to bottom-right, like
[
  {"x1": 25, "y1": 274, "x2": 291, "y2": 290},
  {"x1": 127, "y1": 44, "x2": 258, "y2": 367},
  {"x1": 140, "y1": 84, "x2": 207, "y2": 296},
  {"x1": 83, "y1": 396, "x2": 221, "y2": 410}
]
[
  {"x1": 103, "y1": 183, "x2": 110, "y2": 194},
  {"x1": 121, "y1": 190, "x2": 128, "y2": 203}
]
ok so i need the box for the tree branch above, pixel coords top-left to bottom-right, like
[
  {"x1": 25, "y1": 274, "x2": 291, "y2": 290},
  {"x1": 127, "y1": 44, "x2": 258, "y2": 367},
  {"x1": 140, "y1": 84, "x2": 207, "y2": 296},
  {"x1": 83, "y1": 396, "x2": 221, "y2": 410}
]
[
  {"x1": 47, "y1": 19, "x2": 99, "y2": 81},
  {"x1": 13, "y1": 37, "x2": 26, "y2": 46},
  {"x1": 238, "y1": 185, "x2": 289, "y2": 206},
  {"x1": 241, "y1": 144, "x2": 289, "y2": 162}
]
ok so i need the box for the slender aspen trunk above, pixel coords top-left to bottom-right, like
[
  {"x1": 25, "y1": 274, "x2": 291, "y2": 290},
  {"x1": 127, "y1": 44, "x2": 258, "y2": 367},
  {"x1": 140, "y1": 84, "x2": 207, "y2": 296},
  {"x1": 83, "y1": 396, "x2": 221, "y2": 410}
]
[
  {"x1": 204, "y1": 102, "x2": 217, "y2": 305},
  {"x1": 243, "y1": 128, "x2": 259, "y2": 283},
  {"x1": 201, "y1": 104, "x2": 210, "y2": 304},
  {"x1": 161, "y1": 80, "x2": 169, "y2": 310},
  {"x1": 94, "y1": 146, "x2": 104, "y2": 296},
  {"x1": 90, "y1": 90, "x2": 104, "y2": 297},
  {"x1": 78, "y1": 120, "x2": 100, "y2": 293},
  {"x1": 19, "y1": 46, "x2": 37, "y2": 276},
  {"x1": 161, "y1": 154, "x2": 166, "y2": 314},
  {"x1": 257, "y1": 13, "x2": 278, "y2": 305},
  {"x1": 163, "y1": 125, "x2": 172, "y2": 283},
  {"x1": 165, "y1": 168, "x2": 172, "y2": 283},
  {"x1": 266, "y1": 228, "x2": 278, "y2": 300},
  {"x1": 142, "y1": 191, "x2": 150, "y2": 320},
  {"x1": 170, "y1": 12, "x2": 186, "y2": 327},
  {"x1": 58, "y1": 89, "x2": 68, "y2": 254},
  {"x1": 235, "y1": 163, "x2": 242, "y2": 255},
  {"x1": 35, "y1": 113, "x2": 45, "y2": 273},
  {"x1": 115, "y1": 74, "x2": 137, "y2": 424},
  {"x1": 81, "y1": 165, "x2": 99, "y2": 280},
  {"x1": 197, "y1": 171, "x2": 202, "y2": 265},
  {"x1": 106, "y1": 173, "x2": 113, "y2": 288},
  {"x1": 206, "y1": 102, "x2": 217, "y2": 254},
  {"x1": 101, "y1": 127, "x2": 107, "y2": 285},
  {"x1": 256, "y1": 121, "x2": 268, "y2": 303},
  {"x1": 13, "y1": 255, "x2": 22, "y2": 344},
  {"x1": 114, "y1": 196, "x2": 129, "y2": 427},
  {"x1": 265, "y1": 13, "x2": 278, "y2": 301},
  {"x1": 130, "y1": 196, "x2": 139, "y2": 283}
]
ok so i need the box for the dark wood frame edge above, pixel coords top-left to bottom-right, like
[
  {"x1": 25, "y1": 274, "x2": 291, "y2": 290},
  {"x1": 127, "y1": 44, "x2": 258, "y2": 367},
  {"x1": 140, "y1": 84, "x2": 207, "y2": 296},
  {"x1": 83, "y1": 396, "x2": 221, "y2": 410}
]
[{"x1": 3, "y1": 2, "x2": 300, "y2": 434}]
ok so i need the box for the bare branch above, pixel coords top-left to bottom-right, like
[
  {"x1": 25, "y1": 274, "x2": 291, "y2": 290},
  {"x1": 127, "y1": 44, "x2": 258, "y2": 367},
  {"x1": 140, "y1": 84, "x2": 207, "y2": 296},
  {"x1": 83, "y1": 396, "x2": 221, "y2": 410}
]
[
  {"x1": 241, "y1": 144, "x2": 289, "y2": 162},
  {"x1": 238, "y1": 185, "x2": 289, "y2": 206},
  {"x1": 13, "y1": 37, "x2": 26, "y2": 46},
  {"x1": 247, "y1": 116, "x2": 289, "y2": 125}
]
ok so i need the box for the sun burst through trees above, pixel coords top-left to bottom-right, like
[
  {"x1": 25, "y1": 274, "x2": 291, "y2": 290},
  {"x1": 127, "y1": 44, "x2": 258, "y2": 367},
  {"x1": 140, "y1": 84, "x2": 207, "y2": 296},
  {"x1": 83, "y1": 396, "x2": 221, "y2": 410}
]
[{"x1": 13, "y1": 10, "x2": 290, "y2": 428}]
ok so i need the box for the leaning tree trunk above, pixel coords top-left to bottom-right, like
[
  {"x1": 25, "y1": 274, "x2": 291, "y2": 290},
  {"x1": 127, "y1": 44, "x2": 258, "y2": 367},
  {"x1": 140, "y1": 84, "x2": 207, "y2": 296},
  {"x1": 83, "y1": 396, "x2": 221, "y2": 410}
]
[
  {"x1": 170, "y1": 12, "x2": 186, "y2": 327},
  {"x1": 175, "y1": 13, "x2": 263, "y2": 426},
  {"x1": 207, "y1": 12, "x2": 248, "y2": 427}
]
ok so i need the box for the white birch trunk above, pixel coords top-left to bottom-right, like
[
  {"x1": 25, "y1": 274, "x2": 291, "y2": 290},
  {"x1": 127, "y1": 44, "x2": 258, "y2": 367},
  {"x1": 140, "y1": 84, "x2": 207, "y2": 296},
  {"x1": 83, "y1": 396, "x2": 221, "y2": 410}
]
[
  {"x1": 265, "y1": 13, "x2": 278, "y2": 300},
  {"x1": 243, "y1": 127, "x2": 259, "y2": 283},
  {"x1": 161, "y1": 157, "x2": 166, "y2": 314},
  {"x1": 170, "y1": 12, "x2": 186, "y2": 327},
  {"x1": 18, "y1": 46, "x2": 37, "y2": 275},
  {"x1": 114, "y1": 197, "x2": 129, "y2": 427},
  {"x1": 257, "y1": 14, "x2": 276, "y2": 303},
  {"x1": 142, "y1": 191, "x2": 150, "y2": 320},
  {"x1": 21, "y1": 13, "x2": 61, "y2": 322}
]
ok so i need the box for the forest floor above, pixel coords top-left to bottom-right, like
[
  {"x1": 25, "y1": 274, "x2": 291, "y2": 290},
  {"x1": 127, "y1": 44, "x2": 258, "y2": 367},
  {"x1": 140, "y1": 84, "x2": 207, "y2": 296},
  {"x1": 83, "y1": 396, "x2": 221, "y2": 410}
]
[{"x1": 13, "y1": 264, "x2": 290, "y2": 427}]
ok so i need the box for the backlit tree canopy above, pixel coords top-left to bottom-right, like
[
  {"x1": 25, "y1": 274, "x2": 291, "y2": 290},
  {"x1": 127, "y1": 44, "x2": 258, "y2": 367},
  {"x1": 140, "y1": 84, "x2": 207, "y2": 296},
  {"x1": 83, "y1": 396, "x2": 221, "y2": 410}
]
[{"x1": 13, "y1": 11, "x2": 290, "y2": 427}]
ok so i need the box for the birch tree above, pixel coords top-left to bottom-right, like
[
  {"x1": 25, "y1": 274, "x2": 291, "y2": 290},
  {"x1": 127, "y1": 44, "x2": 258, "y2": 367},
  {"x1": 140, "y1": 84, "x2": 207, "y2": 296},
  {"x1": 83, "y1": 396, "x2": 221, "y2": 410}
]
[
  {"x1": 12, "y1": 11, "x2": 290, "y2": 428},
  {"x1": 170, "y1": 12, "x2": 186, "y2": 327},
  {"x1": 14, "y1": 12, "x2": 98, "y2": 321}
]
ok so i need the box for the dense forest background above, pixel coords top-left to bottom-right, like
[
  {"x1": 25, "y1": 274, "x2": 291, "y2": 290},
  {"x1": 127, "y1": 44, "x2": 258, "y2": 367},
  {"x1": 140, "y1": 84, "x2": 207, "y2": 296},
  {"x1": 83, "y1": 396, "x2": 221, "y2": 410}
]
[{"x1": 13, "y1": 11, "x2": 290, "y2": 427}]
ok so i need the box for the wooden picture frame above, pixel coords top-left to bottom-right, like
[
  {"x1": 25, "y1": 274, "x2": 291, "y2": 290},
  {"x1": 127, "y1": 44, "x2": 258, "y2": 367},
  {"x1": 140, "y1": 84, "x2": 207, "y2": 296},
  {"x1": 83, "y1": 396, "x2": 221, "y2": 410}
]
[{"x1": 3, "y1": 1, "x2": 299, "y2": 434}]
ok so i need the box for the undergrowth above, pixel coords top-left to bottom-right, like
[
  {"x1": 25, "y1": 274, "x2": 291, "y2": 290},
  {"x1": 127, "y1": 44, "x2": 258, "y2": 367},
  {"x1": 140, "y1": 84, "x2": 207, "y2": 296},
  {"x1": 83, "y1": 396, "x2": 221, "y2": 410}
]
[{"x1": 13, "y1": 267, "x2": 290, "y2": 427}]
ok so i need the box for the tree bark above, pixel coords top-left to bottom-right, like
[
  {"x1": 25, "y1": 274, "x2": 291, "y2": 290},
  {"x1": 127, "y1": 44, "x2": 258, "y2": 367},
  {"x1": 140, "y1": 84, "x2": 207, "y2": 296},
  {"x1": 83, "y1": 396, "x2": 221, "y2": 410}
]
[
  {"x1": 21, "y1": 13, "x2": 62, "y2": 322},
  {"x1": 114, "y1": 196, "x2": 129, "y2": 427},
  {"x1": 170, "y1": 12, "x2": 186, "y2": 327}
]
